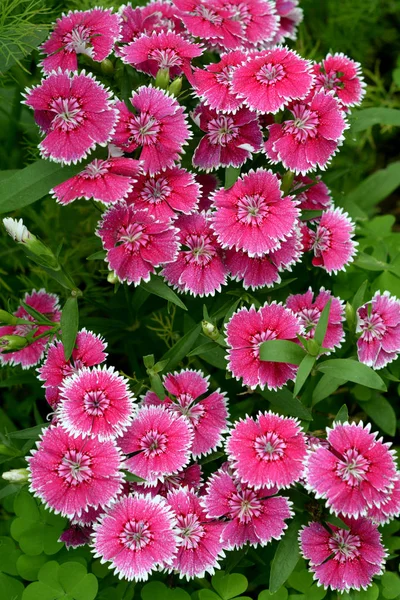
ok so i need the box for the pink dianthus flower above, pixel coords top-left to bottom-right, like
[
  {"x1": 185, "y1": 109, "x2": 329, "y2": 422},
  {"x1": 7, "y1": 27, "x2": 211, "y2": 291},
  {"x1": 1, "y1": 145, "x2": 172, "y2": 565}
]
[
  {"x1": 214, "y1": 0, "x2": 279, "y2": 48},
  {"x1": 119, "y1": 2, "x2": 185, "y2": 44},
  {"x1": 292, "y1": 175, "x2": 332, "y2": 212},
  {"x1": 312, "y1": 53, "x2": 366, "y2": 108},
  {"x1": 131, "y1": 464, "x2": 203, "y2": 498},
  {"x1": 356, "y1": 292, "x2": 400, "y2": 370},
  {"x1": 367, "y1": 475, "x2": 400, "y2": 525},
  {"x1": 269, "y1": 0, "x2": 303, "y2": 45}
]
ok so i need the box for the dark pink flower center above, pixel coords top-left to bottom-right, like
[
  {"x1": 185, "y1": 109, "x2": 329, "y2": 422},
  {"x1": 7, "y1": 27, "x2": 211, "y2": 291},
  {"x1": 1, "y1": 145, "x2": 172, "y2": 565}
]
[
  {"x1": 229, "y1": 487, "x2": 263, "y2": 523},
  {"x1": 297, "y1": 306, "x2": 321, "y2": 335},
  {"x1": 254, "y1": 432, "x2": 287, "y2": 461},
  {"x1": 141, "y1": 177, "x2": 171, "y2": 204},
  {"x1": 237, "y1": 194, "x2": 270, "y2": 225},
  {"x1": 176, "y1": 513, "x2": 204, "y2": 548},
  {"x1": 329, "y1": 530, "x2": 361, "y2": 562},
  {"x1": 316, "y1": 71, "x2": 344, "y2": 92},
  {"x1": 215, "y1": 65, "x2": 235, "y2": 86},
  {"x1": 224, "y1": 1, "x2": 251, "y2": 23},
  {"x1": 63, "y1": 25, "x2": 92, "y2": 55},
  {"x1": 15, "y1": 323, "x2": 35, "y2": 337},
  {"x1": 256, "y1": 62, "x2": 286, "y2": 85},
  {"x1": 172, "y1": 395, "x2": 205, "y2": 425},
  {"x1": 83, "y1": 390, "x2": 110, "y2": 416},
  {"x1": 250, "y1": 330, "x2": 277, "y2": 357},
  {"x1": 118, "y1": 222, "x2": 150, "y2": 251},
  {"x1": 58, "y1": 449, "x2": 92, "y2": 485},
  {"x1": 359, "y1": 313, "x2": 386, "y2": 343},
  {"x1": 129, "y1": 113, "x2": 160, "y2": 146},
  {"x1": 285, "y1": 105, "x2": 319, "y2": 142},
  {"x1": 82, "y1": 159, "x2": 110, "y2": 179},
  {"x1": 207, "y1": 116, "x2": 239, "y2": 146},
  {"x1": 140, "y1": 429, "x2": 168, "y2": 456},
  {"x1": 336, "y1": 449, "x2": 370, "y2": 486},
  {"x1": 310, "y1": 225, "x2": 331, "y2": 257},
  {"x1": 50, "y1": 97, "x2": 85, "y2": 131},
  {"x1": 120, "y1": 519, "x2": 152, "y2": 550},
  {"x1": 184, "y1": 234, "x2": 217, "y2": 265},
  {"x1": 149, "y1": 47, "x2": 183, "y2": 69},
  {"x1": 194, "y1": 5, "x2": 223, "y2": 25}
]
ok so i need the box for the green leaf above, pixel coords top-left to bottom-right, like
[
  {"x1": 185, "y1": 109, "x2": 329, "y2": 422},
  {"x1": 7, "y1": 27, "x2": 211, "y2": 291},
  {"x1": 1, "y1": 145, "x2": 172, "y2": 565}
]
[
  {"x1": 341, "y1": 162, "x2": 400, "y2": 212},
  {"x1": 312, "y1": 374, "x2": 347, "y2": 405},
  {"x1": 260, "y1": 388, "x2": 313, "y2": 421},
  {"x1": 212, "y1": 571, "x2": 248, "y2": 599},
  {"x1": 381, "y1": 572, "x2": 400, "y2": 600},
  {"x1": 21, "y1": 302, "x2": 54, "y2": 325},
  {"x1": 352, "y1": 280, "x2": 368, "y2": 310},
  {"x1": 140, "y1": 275, "x2": 187, "y2": 311},
  {"x1": 359, "y1": 395, "x2": 396, "y2": 436},
  {"x1": 199, "y1": 451, "x2": 224, "y2": 465},
  {"x1": 341, "y1": 583, "x2": 379, "y2": 600},
  {"x1": 58, "y1": 562, "x2": 98, "y2": 600},
  {"x1": 258, "y1": 589, "x2": 288, "y2": 600},
  {"x1": 160, "y1": 323, "x2": 201, "y2": 372},
  {"x1": 61, "y1": 297, "x2": 79, "y2": 361},
  {"x1": 225, "y1": 166, "x2": 241, "y2": 189},
  {"x1": 141, "y1": 582, "x2": 190, "y2": 600},
  {"x1": 8, "y1": 423, "x2": 48, "y2": 440},
  {"x1": 300, "y1": 210, "x2": 323, "y2": 221},
  {"x1": 313, "y1": 300, "x2": 331, "y2": 347},
  {"x1": 0, "y1": 572, "x2": 24, "y2": 600},
  {"x1": 293, "y1": 354, "x2": 316, "y2": 397},
  {"x1": 269, "y1": 517, "x2": 302, "y2": 593},
  {"x1": 86, "y1": 250, "x2": 107, "y2": 261},
  {"x1": 17, "y1": 554, "x2": 48, "y2": 581},
  {"x1": 259, "y1": 340, "x2": 306, "y2": 365},
  {"x1": 316, "y1": 359, "x2": 386, "y2": 391},
  {"x1": 334, "y1": 404, "x2": 349, "y2": 423},
  {"x1": 325, "y1": 514, "x2": 350, "y2": 531},
  {"x1": 0, "y1": 536, "x2": 21, "y2": 576},
  {"x1": 349, "y1": 108, "x2": 400, "y2": 132}
]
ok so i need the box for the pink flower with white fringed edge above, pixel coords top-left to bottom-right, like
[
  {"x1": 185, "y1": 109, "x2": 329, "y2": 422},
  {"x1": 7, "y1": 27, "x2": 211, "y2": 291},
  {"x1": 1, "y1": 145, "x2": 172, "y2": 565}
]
[
  {"x1": 214, "y1": 0, "x2": 279, "y2": 49},
  {"x1": 305, "y1": 421, "x2": 398, "y2": 518},
  {"x1": 292, "y1": 175, "x2": 332, "y2": 212},
  {"x1": 0, "y1": 289, "x2": 60, "y2": 370},
  {"x1": 226, "y1": 302, "x2": 302, "y2": 390},
  {"x1": 28, "y1": 425, "x2": 123, "y2": 518},
  {"x1": 24, "y1": 71, "x2": 118, "y2": 165},
  {"x1": 286, "y1": 287, "x2": 345, "y2": 352},
  {"x1": 51, "y1": 157, "x2": 142, "y2": 205},
  {"x1": 92, "y1": 494, "x2": 178, "y2": 581},
  {"x1": 97, "y1": 203, "x2": 179, "y2": 286},
  {"x1": 193, "y1": 51, "x2": 248, "y2": 114},
  {"x1": 226, "y1": 411, "x2": 307, "y2": 490},
  {"x1": 119, "y1": 405, "x2": 193, "y2": 485},
  {"x1": 231, "y1": 47, "x2": 314, "y2": 114},
  {"x1": 312, "y1": 53, "x2": 366, "y2": 108},
  {"x1": 142, "y1": 369, "x2": 229, "y2": 458},
  {"x1": 264, "y1": 92, "x2": 347, "y2": 175},
  {"x1": 131, "y1": 464, "x2": 203, "y2": 498},
  {"x1": 203, "y1": 467, "x2": 293, "y2": 550},
  {"x1": 118, "y1": 2, "x2": 186, "y2": 45},
  {"x1": 162, "y1": 212, "x2": 228, "y2": 297},
  {"x1": 225, "y1": 225, "x2": 303, "y2": 290},
  {"x1": 307, "y1": 207, "x2": 357, "y2": 275},
  {"x1": 269, "y1": 0, "x2": 303, "y2": 45},
  {"x1": 300, "y1": 517, "x2": 386, "y2": 592},
  {"x1": 367, "y1": 475, "x2": 400, "y2": 525},
  {"x1": 166, "y1": 487, "x2": 226, "y2": 578},
  {"x1": 192, "y1": 104, "x2": 263, "y2": 171},
  {"x1": 58, "y1": 366, "x2": 135, "y2": 441},
  {"x1": 126, "y1": 167, "x2": 200, "y2": 221},
  {"x1": 356, "y1": 291, "x2": 400, "y2": 370},
  {"x1": 211, "y1": 169, "x2": 299, "y2": 257},
  {"x1": 120, "y1": 31, "x2": 203, "y2": 79},
  {"x1": 40, "y1": 8, "x2": 121, "y2": 74}
]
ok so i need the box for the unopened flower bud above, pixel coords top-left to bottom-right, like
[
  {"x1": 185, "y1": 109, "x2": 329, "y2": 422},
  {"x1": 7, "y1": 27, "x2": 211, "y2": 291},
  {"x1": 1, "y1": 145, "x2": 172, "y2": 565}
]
[
  {"x1": 2, "y1": 468, "x2": 30, "y2": 483},
  {"x1": 107, "y1": 271, "x2": 119, "y2": 284},
  {"x1": 0, "y1": 309, "x2": 18, "y2": 325},
  {"x1": 169, "y1": 77, "x2": 182, "y2": 96},
  {"x1": 306, "y1": 338, "x2": 320, "y2": 357},
  {"x1": 101, "y1": 58, "x2": 114, "y2": 76},
  {"x1": 3, "y1": 218, "x2": 32, "y2": 243},
  {"x1": 0, "y1": 334, "x2": 28, "y2": 351},
  {"x1": 202, "y1": 320, "x2": 219, "y2": 340},
  {"x1": 155, "y1": 68, "x2": 170, "y2": 89},
  {"x1": 3, "y1": 218, "x2": 59, "y2": 269}
]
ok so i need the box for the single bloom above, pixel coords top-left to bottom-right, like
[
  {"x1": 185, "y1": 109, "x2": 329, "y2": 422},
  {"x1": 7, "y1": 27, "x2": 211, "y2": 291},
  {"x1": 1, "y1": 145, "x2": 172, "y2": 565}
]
[
  {"x1": 126, "y1": 167, "x2": 200, "y2": 221},
  {"x1": 192, "y1": 104, "x2": 263, "y2": 171},
  {"x1": 3, "y1": 217, "x2": 31, "y2": 243},
  {"x1": 0, "y1": 289, "x2": 60, "y2": 370},
  {"x1": 41, "y1": 8, "x2": 121, "y2": 73},
  {"x1": 120, "y1": 31, "x2": 203, "y2": 79},
  {"x1": 226, "y1": 411, "x2": 307, "y2": 489},
  {"x1": 51, "y1": 157, "x2": 142, "y2": 205},
  {"x1": 226, "y1": 302, "x2": 302, "y2": 390},
  {"x1": 291, "y1": 174, "x2": 332, "y2": 212},
  {"x1": 312, "y1": 53, "x2": 366, "y2": 108},
  {"x1": 300, "y1": 517, "x2": 386, "y2": 592},
  {"x1": 264, "y1": 92, "x2": 347, "y2": 174},
  {"x1": 305, "y1": 421, "x2": 398, "y2": 518},
  {"x1": 24, "y1": 71, "x2": 118, "y2": 165},
  {"x1": 166, "y1": 488, "x2": 225, "y2": 578},
  {"x1": 162, "y1": 212, "x2": 228, "y2": 297},
  {"x1": 231, "y1": 47, "x2": 313, "y2": 114},
  {"x1": 211, "y1": 169, "x2": 299, "y2": 257},
  {"x1": 119, "y1": 405, "x2": 193, "y2": 484},
  {"x1": 92, "y1": 494, "x2": 178, "y2": 581},
  {"x1": 60, "y1": 523, "x2": 93, "y2": 549},
  {"x1": 356, "y1": 291, "x2": 400, "y2": 370},
  {"x1": 286, "y1": 287, "x2": 345, "y2": 352},
  {"x1": 367, "y1": 475, "x2": 400, "y2": 525},
  {"x1": 112, "y1": 86, "x2": 191, "y2": 175},
  {"x1": 97, "y1": 203, "x2": 179, "y2": 286},
  {"x1": 58, "y1": 366, "x2": 135, "y2": 441},
  {"x1": 203, "y1": 467, "x2": 293, "y2": 549},
  {"x1": 307, "y1": 207, "x2": 357, "y2": 274},
  {"x1": 142, "y1": 369, "x2": 229, "y2": 457},
  {"x1": 118, "y1": 1, "x2": 187, "y2": 45},
  {"x1": 214, "y1": 0, "x2": 279, "y2": 48},
  {"x1": 28, "y1": 425, "x2": 123, "y2": 517},
  {"x1": 270, "y1": 0, "x2": 303, "y2": 44},
  {"x1": 131, "y1": 464, "x2": 203, "y2": 498}
]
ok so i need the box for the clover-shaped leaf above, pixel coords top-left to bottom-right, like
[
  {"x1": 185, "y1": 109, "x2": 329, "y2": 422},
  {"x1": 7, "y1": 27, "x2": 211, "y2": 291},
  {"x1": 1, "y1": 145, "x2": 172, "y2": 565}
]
[
  {"x1": 142, "y1": 582, "x2": 191, "y2": 600},
  {"x1": 22, "y1": 561, "x2": 98, "y2": 600},
  {"x1": 0, "y1": 535, "x2": 22, "y2": 576},
  {"x1": 211, "y1": 572, "x2": 248, "y2": 600}
]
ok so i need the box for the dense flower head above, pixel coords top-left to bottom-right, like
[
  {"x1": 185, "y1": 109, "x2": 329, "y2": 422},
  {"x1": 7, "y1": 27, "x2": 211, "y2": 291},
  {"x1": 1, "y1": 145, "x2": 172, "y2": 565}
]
[
  {"x1": 226, "y1": 411, "x2": 307, "y2": 489},
  {"x1": 126, "y1": 167, "x2": 200, "y2": 221},
  {"x1": 24, "y1": 71, "x2": 118, "y2": 165},
  {"x1": 300, "y1": 517, "x2": 386, "y2": 592},
  {"x1": 120, "y1": 31, "x2": 203, "y2": 79},
  {"x1": 28, "y1": 425, "x2": 123, "y2": 517},
  {"x1": 231, "y1": 47, "x2": 314, "y2": 114},
  {"x1": 119, "y1": 405, "x2": 193, "y2": 484},
  {"x1": 41, "y1": 8, "x2": 121, "y2": 74},
  {"x1": 92, "y1": 494, "x2": 178, "y2": 581},
  {"x1": 264, "y1": 92, "x2": 347, "y2": 174},
  {"x1": 203, "y1": 467, "x2": 293, "y2": 549},
  {"x1": 307, "y1": 207, "x2": 357, "y2": 274},
  {"x1": 226, "y1": 302, "x2": 302, "y2": 389},
  {"x1": 356, "y1": 291, "x2": 400, "y2": 370},
  {"x1": 119, "y1": 2, "x2": 185, "y2": 44},
  {"x1": 214, "y1": 0, "x2": 279, "y2": 49},
  {"x1": 166, "y1": 488, "x2": 225, "y2": 578},
  {"x1": 0, "y1": 289, "x2": 60, "y2": 370},
  {"x1": 51, "y1": 157, "x2": 142, "y2": 205},
  {"x1": 58, "y1": 366, "x2": 135, "y2": 441},
  {"x1": 312, "y1": 53, "x2": 366, "y2": 108},
  {"x1": 270, "y1": 0, "x2": 303, "y2": 45},
  {"x1": 211, "y1": 169, "x2": 299, "y2": 257},
  {"x1": 286, "y1": 287, "x2": 345, "y2": 352},
  {"x1": 97, "y1": 203, "x2": 179, "y2": 285},
  {"x1": 291, "y1": 175, "x2": 332, "y2": 212},
  {"x1": 192, "y1": 104, "x2": 263, "y2": 171},
  {"x1": 367, "y1": 475, "x2": 400, "y2": 525},
  {"x1": 305, "y1": 421, "x2": 398, "y2": 518},
  {"x1": 162, "y1": 212, "x2": 228, "y2": 297},
  {"x1": 142, "y1": 369, "x2": 229, "y2": 457},
  {"x1": 112, "y1": 86, "x2": 191, "y2": 175}
]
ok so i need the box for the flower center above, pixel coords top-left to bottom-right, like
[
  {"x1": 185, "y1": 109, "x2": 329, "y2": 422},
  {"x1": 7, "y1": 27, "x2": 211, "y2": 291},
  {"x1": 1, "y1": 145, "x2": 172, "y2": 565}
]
[
  {"x1": 285, "y1": 105, "x2": 319, "y2": 142},
  {"x1": 215, "y1": 65, "x2": 235, "y2": 86},
  {"x1": 140, "y1": 429, "x2": 168, "y2": 457},
  {"x1": 359, "y1": 313, "x2": 386, "y2": 343},
  {"x1": 58, "y1": 449, "x2": 92, "y2": 485},
  {"x1": 140, "y1": 177, "x2": 171, "y2": 204},
  {"x1": 118, "y1": 223, "x2": 149, "y2": 251},
  {"x1": 83, "y1": 390, "x2": 110, "y2": 416},
  {"x1": 149, "y1": 47, "x2": 182, "y2": 70},
  {"x1": 184, "y1": 234, "x2": 217, "y2": 265},
  {"x1": 336, "y1": 449, "x2": 370, "y2": 486},
  {"x1": 176, "y1": 513, "x2": 204, "y2": 549},
  {"x1": 237, "y1": 194, "x2": 269, "y2": 225},
  {"x1": 256, "y1": 63, "x2": 286, "y2": 85},
  {"x1": 15, "y1": 323, "x2": 35, "y2": 337},
  {"x1": 297, "y1": 307, "x2": 321, "y2": 336},
  {"x1": 120, "y1": 520, "x2": 152, "y2": 550},
  {"x1": 130, "y1": 113, "x2": 160, "y2": 146},
  {"x1": 194, "y1": 5, "x2": 223, "y2": 25},
  {"x1": 223, "y1": 1, "x2": 251, "y2": 23},
  {"x1": 310, "y1": 225, "x2": 331, "y2": 256},
  {"x1": 229, "y1": 487, "x2": 263, "y2": 523},
  {"x1": 254, "y1": 432, "x2": 286, "y2": 461},
  {"x1": 329, "y1": 530, "x2": 361, "y2": 562},
  {"x1": 171, "y1": 395, "x2": 205, "y2": 425},
  {"x1": 316, "y1": 71, "x2": 344, "y2": 92},
  {"x1": 50, "y1": 97, "x2": 84, "y2": 131},
  {"x1": 82, "y1": 159, "x2": 110, "y2": 179},
  {"x1": 63, "y1": 25, "x2": 92, "y2": 55},
  {"x1": 250, "y1": 330, "x2": 277, "y2": 357},
  {"x1": 207, "y1": 116, "x2": 238, "y2": 146}
]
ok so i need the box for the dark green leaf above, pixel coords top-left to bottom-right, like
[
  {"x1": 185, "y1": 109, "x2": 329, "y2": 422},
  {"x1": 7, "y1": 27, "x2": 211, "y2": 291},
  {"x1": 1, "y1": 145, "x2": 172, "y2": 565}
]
[
  {"x1": 259, "y1": 388, "x2": 313, "y2": 421},
  {"x1": 300, "y1": 210, "x2": 323, "y2": 221},
  {"x1": 140, "y1": 275, "x2": 187, "y2": 311},
  {"x1": 349, "y1": 108, "x2": 400, "y2": 132},
  {"x1": 122, "y1": 471, "x2": 146, "y2": 483},
  {"x1": 335, "y1": 404, "x2": 349, "y2": 423},
  {"x1": 269, "y1": 517, "x2": 302, "y2": 593},
  {"x1": 341, "y1": 162, "x2": 400, "y2": 212},
  {"x1": 160, "y1": 324, "x2": 201, "y2": 372},
  {"x1": 199, "y1": 451, "x2": 224, "y2": 465},
  {"x1": 359, "y1": 395, "x2": 396, "y2": 436},
  {"x1": 8, "y1": 424, "x2": 48, "y2": 440},
  {"x1": 21, "y1": 302, "x2": 54, "y2": 325},
  {"x1": 352, "y1": 280, "x2": 368, "y2": 311},
  {"x1": 225, "y1": 166, "x2": 241, "y2": 189},
  {"x1": 325, "y1": 514, "x2": 350, "y2": 531},
  {"x1": 317, "y1": 359, "x2": 386, "y2": 391},
  {"x1": 313, "y1": 299, "x2": 331, "y2": 347},
  {"x1": 293, "y1": 354, "x2": 316, "y2": 397},
  {"x1": 86, "y1": 250, "x2": 107, "y2": 261},
  {"x1": 259, "y1": 340, "x2": 306, "y2": 365},
  {"x1": 61, "y1": 297, "x2": 79, "y2": 361},
  {"x1": 188, "y1": 341, "x2": 216, "y2": 357},
  {"x1": 312, "y1": 374, "x2": 347, "y2": 405}
]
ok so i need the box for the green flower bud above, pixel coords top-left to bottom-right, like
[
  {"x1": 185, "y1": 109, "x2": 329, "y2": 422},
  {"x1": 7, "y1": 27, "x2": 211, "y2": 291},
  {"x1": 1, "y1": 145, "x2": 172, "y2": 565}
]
[
  {"x1": 107, "y1": 271, "x2": 119, "y2": 284},
  {"x1": 155, "y1": 68, "x2": 170, "y2": 89},
  {"x1": 306, "y1": 338, "x2": 320, "y2": 357},
  {"x1": 101, "y1": 58, "x2": 114, "y2": 76},
  {"x1": 202, "y1": 320, "x2": 220, "y2": 340},
  {"x1": 169, "y1": 77, "x2": 182, "y2": 96},
  {"x1": 0, "y1": 335, "x2": 28, "y2": 351}
]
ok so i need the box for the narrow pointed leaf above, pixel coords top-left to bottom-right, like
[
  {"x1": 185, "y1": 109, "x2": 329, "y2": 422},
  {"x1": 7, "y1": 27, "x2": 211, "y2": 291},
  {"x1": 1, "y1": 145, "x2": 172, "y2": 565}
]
[
  {"x1": 313, "y1": 299, "x2": 331, "y2": 346},
  {"x1": 61, "y1": 297, "x2": 79, "y2": 361},
  {"x1": 140, "y1": 275, "x2": 187, "y2": 310},
  {"x1": 316, "y1": 359, "x2": 386, "y2": 391},
  {"x1": 259, "y1": 340, "x2": 306, "y2": 365},
  {"x1": 293, "y1": 354, "x2": 316, "y2": 397}
]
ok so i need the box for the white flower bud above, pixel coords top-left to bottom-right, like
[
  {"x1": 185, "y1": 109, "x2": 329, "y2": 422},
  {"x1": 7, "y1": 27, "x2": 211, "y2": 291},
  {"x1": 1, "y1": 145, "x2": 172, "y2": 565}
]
[
  {"x1": 2, "y1": 468, "x2": 29, "y2": 483},
  {"x1": 3, "y1": 218, "x2": 32, "y2": 243}
]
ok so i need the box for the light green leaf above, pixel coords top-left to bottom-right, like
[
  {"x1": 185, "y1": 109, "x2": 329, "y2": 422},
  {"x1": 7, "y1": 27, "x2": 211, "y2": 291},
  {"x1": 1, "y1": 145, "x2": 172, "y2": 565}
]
[
  {"x1": 312, "y1": 374, "x2": 347, "y2": 405},
  {"x1": 259, "y1": 340, "x2": 306, "y2": 365},
  {"x1": 341, "y1": 583, "x2": 379, "y2": 600},
  {"x1": 61, "y1": 297, "x2": 79, "y2": 361},
  {"x1": 141, "y1": 275, "x2": 187, "y2": 311},
  {"x1": 212, "y1": 572, "x2": 248, "y2": 599},
  {"x1": 293, "y1": 354, "x2": 316, "y2": 397},
  {"x1": 269, "y1": 518, "x2": 302, "y2": 593},
  {"x1": 313, "y1": 300, "x2": 331, "y2": 347},
  {"x1": 0, "y1": 536, "x2": 21, "y2": 576},
  {"x1": 86, "y1": 250, "x2": 107, "y2": 261},
  {"x1": 225, "y1": 166, "x2": 241, "y2": 189},
  {"x1": 341, "y1": 162, "x2": 400, "y2": 212},
  {"x1": 349, "y1": 108, "x2": 400, "y2": 132},
  {"x1": 359, "y1": 395, "x2": 396, "y2": 436},
  {"x1": 316, "y1": 359, "x2": 386, "y2": 391},
  {"x1": 258, "y1": 589, "x2": 288, "y2": 600},
  {"x1": 17, "y1": 554, "x2": 48, "y2": 581},
  {"x1": 0, "y1": 572, "x2": 24, "y2": 600}
]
